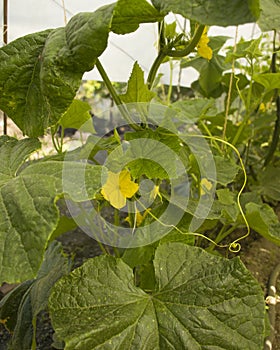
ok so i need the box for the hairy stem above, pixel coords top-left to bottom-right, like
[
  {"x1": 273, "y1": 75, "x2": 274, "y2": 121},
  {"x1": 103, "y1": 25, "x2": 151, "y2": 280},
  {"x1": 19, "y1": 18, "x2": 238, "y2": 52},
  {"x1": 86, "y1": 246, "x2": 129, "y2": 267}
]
[
  {"x1": 95, "y1": 58, "x2": 140, "y2": 130},
  {"x1": 147, "y1": 24, "x2": 205, "y2": 89}
]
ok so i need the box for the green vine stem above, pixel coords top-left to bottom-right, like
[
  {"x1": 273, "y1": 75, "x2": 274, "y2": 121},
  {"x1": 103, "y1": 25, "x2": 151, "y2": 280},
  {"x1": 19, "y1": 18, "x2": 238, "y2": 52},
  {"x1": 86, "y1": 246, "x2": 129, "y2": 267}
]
[
  {"x1": 95, "y1": 58, "x2": 140, "y2": 130},
  {"x1": 147, "y1": 24, "x2": 205, "y2": 89},
  {"x1": 264, "y1": 30, "x2": 279, "y2": 166}
]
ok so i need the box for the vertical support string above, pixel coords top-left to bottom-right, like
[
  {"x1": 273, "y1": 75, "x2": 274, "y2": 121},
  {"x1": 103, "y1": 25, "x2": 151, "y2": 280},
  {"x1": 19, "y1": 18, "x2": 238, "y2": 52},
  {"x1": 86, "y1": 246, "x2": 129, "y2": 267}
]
[{"x1": 2, "y1": 0, "x2": 8, "y2": 135}]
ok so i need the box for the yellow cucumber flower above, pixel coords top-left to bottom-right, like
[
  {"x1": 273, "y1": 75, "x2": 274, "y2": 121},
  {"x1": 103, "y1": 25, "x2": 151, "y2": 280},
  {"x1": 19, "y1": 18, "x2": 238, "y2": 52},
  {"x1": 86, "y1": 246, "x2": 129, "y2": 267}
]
[
  {"x1": 200, "y1": 178, "x2": 213, "y2": 196},
  {"x1": 101, "y1": 170, "x2": 139, "y2": 209},
  {"x1": 197, "y1": 28, "x2": 213, "y2": 60}
]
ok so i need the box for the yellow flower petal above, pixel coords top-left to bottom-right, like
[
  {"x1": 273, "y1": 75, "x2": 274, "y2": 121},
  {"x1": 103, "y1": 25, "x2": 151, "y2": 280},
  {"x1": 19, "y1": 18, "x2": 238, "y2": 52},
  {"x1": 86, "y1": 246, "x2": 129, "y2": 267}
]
[
  {"x1": 101, "y1": 170, "x2": 139, "y2": 209},
  {"x1": 119, "y1": 170, "x2": 139, "y2": 198},
  {"x1": 197, "y1": 28, "x2": 213, "y2": 60},
  {"x1": 200, "y1": 178, "x2": 213, "y2": 196}
]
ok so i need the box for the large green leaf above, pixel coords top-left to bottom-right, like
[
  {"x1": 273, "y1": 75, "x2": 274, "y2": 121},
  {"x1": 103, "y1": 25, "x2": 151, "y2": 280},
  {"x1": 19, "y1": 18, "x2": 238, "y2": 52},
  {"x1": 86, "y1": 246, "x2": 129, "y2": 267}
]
[
  {"x1": 151, "y1": 0, "x2": 259, "y2": 26},
  {"x1": 0, "y1": 30, "x2": 53, "y2": 136},
  {"x1": 49, "y1": 242, "x2": 266, "y2": 349},
  {"x1": 0, "y1": 138, "x2": 103, "y2": 283},
  {"x1": 21, "y1": 161, "x2": 104, "y2": 202},
  {"x1": 64, "y1": 4, "x2": 115, "y2": 72},
  {"x1": 258, "y1": 0, "x2": 280, "y2": 31},
  {"x1": 0, "y1": 241, "x2": 71, "y2": 350},
  {"x1": 0, "y1": 174, "x2": 60, "y2": 283},
  {"x1": 0, "y1": 6, "x2": 113, "y2": 136},
  {"x1": 0, "y1": 136, "x2": 40, "y2": 186},
  {"x1": 246, "y1": 202, "x2": 280, "y2": 246},
  {"x1": 111, "y1": 0, "x2": 163, "y2": 34},
  {"x1": 0, "y1": 1, "x2": 163, "y2": 137}
]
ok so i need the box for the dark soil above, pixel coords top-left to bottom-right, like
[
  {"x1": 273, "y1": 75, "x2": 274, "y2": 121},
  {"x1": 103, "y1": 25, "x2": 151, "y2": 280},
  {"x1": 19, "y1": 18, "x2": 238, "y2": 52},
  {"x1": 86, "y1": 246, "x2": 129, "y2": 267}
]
[{"x1": 0, "y1": 229, "x2": 280, "y2": 349}]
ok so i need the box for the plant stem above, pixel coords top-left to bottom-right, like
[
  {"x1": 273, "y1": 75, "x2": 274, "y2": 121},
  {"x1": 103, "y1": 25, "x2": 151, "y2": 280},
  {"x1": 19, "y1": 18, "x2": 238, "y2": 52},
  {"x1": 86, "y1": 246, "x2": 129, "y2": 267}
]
[
  {"x1": 206, "y1": 224, "x2": 239, "y2": 252},
  {"x1": 147, "y1": 51, "x2": 167, "y2": 89},
  {"x1": 264, "y1": 30, "x2": 279, "y2": 166},
  {"x1": 95, "y1": 58, "x2": 140, "y2": 129},
  {"x1": 264, "y1": 94, "x2": 280, "y2": 166},
  {"x1": 147, "y1": 24, "x2": 205, "y2": 89}
]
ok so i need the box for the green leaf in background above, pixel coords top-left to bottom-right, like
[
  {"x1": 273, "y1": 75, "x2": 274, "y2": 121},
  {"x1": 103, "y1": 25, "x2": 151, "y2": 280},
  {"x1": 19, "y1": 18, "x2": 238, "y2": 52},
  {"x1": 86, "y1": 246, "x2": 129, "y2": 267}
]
[
  {"x1": 49, "y1": 215, "x2": 78, "y2": 242},
  {"x1": 258, "y1": 165, "x2": 280, "y2": 201},
  {"x1": 246, "y1": 202, "x2": 280, "y2": 246},
  {"x1": 49, "y1": 242, "x2": 266, "y2": 349},
  {"x1": 171, "y1": 98, "x2": 217, "y2": 122},
  {"x1": 151, "y1": 0, "x2": 259, "y2": 26},
  {"x1": 0, "y1": 241, "x2": 71, "y2": 350},
  {"x1": 226, "y1": 36, "x2": 262, "y2": 61},
  {"x1": 0, "y1": 136, "x2": 40, "y2": 186},
  {"x1": 253, "y1": 73, "x2": 280, "y2": 93},
  {"x1": 216, "y1": 188, "x2": 239, "y2": 222},
  {"x1": 258, "y1": 0, "x2": 280, "y2": 31},
  {"x1": 111, "y1": 0, "x2": 163, "y2": 34},
  {"x1": 213, "y1": 155, "x2": 241, "y2": 186},
  {"x1": 0, "y1": 280, "x2": 33, "y2": 331},
  {"x1": 182, "y1": 55, "x2": 230, "y2": 98},
  {"x1": 59, "y1": 99, "x2": 92, "y2": 130},
  {"x1": 120, "y1": 62, "x2": 155, "y2": 103}
]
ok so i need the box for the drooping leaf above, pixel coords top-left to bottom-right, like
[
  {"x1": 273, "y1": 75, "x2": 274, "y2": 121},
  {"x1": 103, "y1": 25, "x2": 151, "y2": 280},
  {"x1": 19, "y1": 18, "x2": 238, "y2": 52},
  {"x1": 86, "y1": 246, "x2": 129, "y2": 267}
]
[
  {"x1": 258, "y1": 0, "x2": 280, "y2": 31},
  {"x1": 39, "y1": 27, "x2": 83, "y2": 128},
  {"x1": 49, "y1": 242, "x2": 266, "y2": 349},
  {"x1": 64, "y1": 4, "x2": 115, "y2": 72},
  {"x1": 0, "y1": 241, "x2": 71, "y2": 349},
  {"x1": 111, "y1": 0, "x2": 163, "y2": 34},
  {"x1": 246, "y1": 202, "x2": 280, "y2": 245},
  {"x1": 0, "y1": 30, "x2": 53, "y2": 136},
  {"x1": 120, "y1": 62, "x2": 155, "y2": 103},
  {"x1": 151, "y1": 0, "x2": 259, "y2": 26},
  {"x1": 0, "y1": 280, "x2": 33, "y2": 331},
  {"x1": 0, "y1": 5, "x2": 115, "y2": 137}
]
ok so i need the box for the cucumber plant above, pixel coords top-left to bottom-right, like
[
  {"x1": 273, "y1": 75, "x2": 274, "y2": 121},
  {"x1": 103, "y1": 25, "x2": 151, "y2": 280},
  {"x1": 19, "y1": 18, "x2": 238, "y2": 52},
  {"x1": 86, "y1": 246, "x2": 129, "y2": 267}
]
[{"x1": 0, "y1": 0, "x2": 280, "y2": 349}]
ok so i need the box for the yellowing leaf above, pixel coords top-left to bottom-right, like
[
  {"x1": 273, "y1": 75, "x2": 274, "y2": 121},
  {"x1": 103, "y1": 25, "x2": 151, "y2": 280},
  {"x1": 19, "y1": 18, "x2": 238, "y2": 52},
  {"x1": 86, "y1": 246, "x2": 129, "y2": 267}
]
[
  {"x1": 101, "y1": 170, "x2": 139, "y2": 209},
  {"x1": 200, "y1": 178, "x2": 213, "y2": 195},
  {"x1": 197, "y1": 28, "x2": 213, "y2": 60}
]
